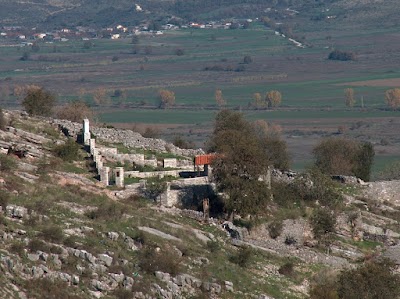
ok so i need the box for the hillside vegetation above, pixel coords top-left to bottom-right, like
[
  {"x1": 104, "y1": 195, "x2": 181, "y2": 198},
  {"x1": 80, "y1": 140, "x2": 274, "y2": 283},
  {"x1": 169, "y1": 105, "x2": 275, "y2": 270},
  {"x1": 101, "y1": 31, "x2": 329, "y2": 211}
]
[{"x1": 1, "y1": 109, "x2": 400, "y2": 298}]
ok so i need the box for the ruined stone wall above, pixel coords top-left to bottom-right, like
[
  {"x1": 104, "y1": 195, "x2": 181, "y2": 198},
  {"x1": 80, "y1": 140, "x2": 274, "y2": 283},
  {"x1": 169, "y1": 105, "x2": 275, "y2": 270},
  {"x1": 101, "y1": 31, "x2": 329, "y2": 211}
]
[
  {"x1": 125, "y1": 170, "x2": 180, "y2": 179},
  {"x1": 51, "y1": 119, "x2": 204, "y2": 157}
]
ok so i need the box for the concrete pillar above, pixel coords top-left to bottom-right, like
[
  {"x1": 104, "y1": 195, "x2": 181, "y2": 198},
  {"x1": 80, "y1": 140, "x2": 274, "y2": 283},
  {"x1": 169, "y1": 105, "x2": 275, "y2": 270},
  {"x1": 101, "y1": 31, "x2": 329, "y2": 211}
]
[
  {"x1": 83, "y1": 118, "x2": 90, "y2": 146},
  {"x1": 100, "y1": 167, "x2": 110, "y2": 186},
  {"x1": 114, "y1": 167, "x2": 124, "y2": 188},
  {"x1": 89, "y1": 138, "x2": 96, "y2": 155}
]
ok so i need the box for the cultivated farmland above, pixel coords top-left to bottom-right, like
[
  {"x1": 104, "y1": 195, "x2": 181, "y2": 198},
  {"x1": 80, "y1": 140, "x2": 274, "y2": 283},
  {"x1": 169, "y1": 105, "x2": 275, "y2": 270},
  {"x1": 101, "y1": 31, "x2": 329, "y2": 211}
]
[{"x1": 1, "y1": 21, "x2": 400, "y2": 174}]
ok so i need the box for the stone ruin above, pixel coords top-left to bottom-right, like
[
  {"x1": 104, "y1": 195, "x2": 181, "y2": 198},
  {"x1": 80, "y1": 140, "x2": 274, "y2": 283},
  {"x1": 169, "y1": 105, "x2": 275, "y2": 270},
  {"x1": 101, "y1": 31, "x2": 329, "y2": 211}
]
[{"x1": 76, "y1": 119, "x2": 215, "y2": 206}]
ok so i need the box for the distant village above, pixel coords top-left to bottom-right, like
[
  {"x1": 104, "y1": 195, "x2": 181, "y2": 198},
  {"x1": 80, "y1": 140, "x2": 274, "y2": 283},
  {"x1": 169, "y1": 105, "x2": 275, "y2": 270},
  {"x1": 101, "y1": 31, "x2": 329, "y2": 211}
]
[{"x1": 0, "y1": 18, "x2": 256, "y2": 46}]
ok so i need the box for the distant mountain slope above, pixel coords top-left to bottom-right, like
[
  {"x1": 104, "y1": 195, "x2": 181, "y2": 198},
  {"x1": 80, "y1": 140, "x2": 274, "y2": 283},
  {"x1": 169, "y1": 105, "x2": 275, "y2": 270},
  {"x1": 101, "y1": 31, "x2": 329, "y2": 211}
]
[{"x1": 0, "y1": 0, "x2": 399, "y2": 29}]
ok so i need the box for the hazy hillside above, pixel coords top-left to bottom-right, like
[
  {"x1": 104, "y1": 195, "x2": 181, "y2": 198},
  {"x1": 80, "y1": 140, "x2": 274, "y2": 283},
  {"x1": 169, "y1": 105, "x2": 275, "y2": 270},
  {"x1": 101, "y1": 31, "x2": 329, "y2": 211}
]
[{"x1": 3, "y1": 0, "x2": 399, "y2": 29}]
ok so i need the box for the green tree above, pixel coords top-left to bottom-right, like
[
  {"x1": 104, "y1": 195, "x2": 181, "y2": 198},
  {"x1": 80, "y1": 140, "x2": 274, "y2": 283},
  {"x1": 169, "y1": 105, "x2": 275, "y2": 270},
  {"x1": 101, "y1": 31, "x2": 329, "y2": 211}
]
[
  {"x1": 143, "y1": 178, "x2": 167, "y2": 203},
  {"x1": 209, "y1": 110, "x2": 271, "y2": 217},
  {"x1": 252, "y1": 120, "x2": 290, "y2": 170},
  {"x1": 313, "y1": 138, "x2": 374, "y2": 181},
  {"x1": 22, "y1": 86, "x2": 56, "y2": 116},
  {"x1": 311, "y1": 208, "x2": 336, "y2": 239}
]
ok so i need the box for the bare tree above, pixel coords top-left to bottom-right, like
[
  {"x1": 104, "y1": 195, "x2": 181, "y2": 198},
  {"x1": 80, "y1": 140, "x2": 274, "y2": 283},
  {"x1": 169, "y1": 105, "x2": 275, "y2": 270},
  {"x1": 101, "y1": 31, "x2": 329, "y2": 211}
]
[
  {"x1": 56, "y1": 101, "x2": 95, "y2": 122},
  {"x1": 215, "y1": 89, "x2": 226, "y2": 108},
  {"x1": 344, "y1": 88, "x2": 355, "y2": 107},
  {"x1": 252, "y1": 92, "x2": 264, "y2": 109},
  {"x1": 93, "y1": 88, "x2": 109, "y2": 106},
  {"x1": 158, "y1": 89, "x2": 175, "y2": 109},
  {"x1": 385, "y1": 88, "x2": 400, "y2": 110},
  {"x1": 266, "y1": 90, "x2": 282, "y2": 107}
]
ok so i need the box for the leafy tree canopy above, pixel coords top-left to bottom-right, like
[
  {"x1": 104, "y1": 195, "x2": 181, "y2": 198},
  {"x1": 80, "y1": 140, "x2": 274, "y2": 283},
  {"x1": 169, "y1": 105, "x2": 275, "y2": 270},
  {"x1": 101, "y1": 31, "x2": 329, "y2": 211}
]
[{"x1": 208, "y1": 110, "x2": 290, "y2": 216}]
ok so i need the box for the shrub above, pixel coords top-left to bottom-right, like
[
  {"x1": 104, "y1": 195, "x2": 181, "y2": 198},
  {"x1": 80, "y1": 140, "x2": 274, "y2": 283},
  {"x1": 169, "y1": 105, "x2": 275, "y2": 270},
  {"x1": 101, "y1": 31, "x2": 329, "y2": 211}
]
[
  {"x1": 243, "y1": 55, "x2": 252, "y2": 64},
  {"x1": 233, "y1": 218, "x2": 255, "y2": 231},
  {"x1": 175, "y1": 48, "x2": 185, "y2": 56},
  {"x1": 0, "y1": 154, "x2": 16, "y2": 172},
  {"x1": 10, "y1": 241, "x2": 25, "y2": 256},
  {"x1": 309, "y1": 269, "x2": 338, "y2": 299},
  {"x1": 112, "y1": 288, "x2": 133, "y2": 299},
  {"x1": 206, "y1": 240, "x2": 220, "y2": 253},
  {"x1": 139, "y1": 245, "x2": 182, "y2": 276},
  {"x1": 268, "y1": 221, "x2": 283, "y2": 239},
  {"x1": 0, "y1": 108, "x2": 6, "y2": 130},
  {"x1": 273, "y1": 168, "x2": 343, "y2": 209},
  {"x1": 40, "y1": 225, "x2": 64, "y2": 243},
  {"x1": 278, "y1": 261, "x2": 295, "y2": 278},
  {"x1": 24, "y1": 278, "x2": 81, "y2": 299},
  {"x1": 284, "y1": 235, "x2": 297, "y2": 246},
  {"x1": 28, "y1": 238, "x2": 49, "y2": 252},
  {"x1": 53, "y1": 138, "x2": 80, "y2": 162},
  {"x1": 85, "y1": 201, "x2": 124, "y2": 221},
  {"x1": 328, "y1": 50, "x2": 356, "y2": 61},
  {"x1": 50, "y1": 245, "x2": 63, "y2": 254},
  {"x1": 63, "y1": 236, "x2": 77, "y2": 248},
  {"x1": 229, "y1": 246, "x2": 253, "y2": 268},
  {"x1": 0, "y1": 190, "x2": 10, "y2": 210},
  {"x1": 142, "y1": 126, "x2": 160, "y2": 138},
  {"x1": 0, "y1": 214, "x2": 7, "y2": 226},
  {"x1": 56, "y1": 101, "x2": 94, "y2": 123},
  {"x1": 311, "y1": 208, "x2": 336, "y2": 239},
  {"x1": 172, "y1": 135, "x2": 193, "y2": 149},
  {"x1": 337, "y1": 259, "x2": 400, "y2": 299}
]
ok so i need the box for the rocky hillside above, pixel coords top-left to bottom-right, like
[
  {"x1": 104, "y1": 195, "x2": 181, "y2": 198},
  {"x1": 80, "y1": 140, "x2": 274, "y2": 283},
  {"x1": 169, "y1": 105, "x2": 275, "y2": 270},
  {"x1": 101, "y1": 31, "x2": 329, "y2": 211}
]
[{"x1": 1, "y1": 110, "x2": 400, "y2": 299}]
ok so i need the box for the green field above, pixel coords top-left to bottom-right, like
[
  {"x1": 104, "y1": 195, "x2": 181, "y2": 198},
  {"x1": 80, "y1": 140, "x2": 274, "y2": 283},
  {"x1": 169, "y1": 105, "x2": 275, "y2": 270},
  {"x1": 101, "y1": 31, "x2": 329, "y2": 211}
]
[
  {"x1": 99, "y1": 108, "x2": 400, "y2": 124},
  {"x1": 2, "y1": 22, "x2": 400, "y2": 175}
]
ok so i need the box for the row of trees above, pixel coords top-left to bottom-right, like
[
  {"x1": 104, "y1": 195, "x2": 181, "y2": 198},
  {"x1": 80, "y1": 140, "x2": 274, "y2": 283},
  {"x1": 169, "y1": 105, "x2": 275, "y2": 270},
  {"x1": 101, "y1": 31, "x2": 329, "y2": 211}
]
[
  {"x1": 8, "y1": 84, "x2": 400, "y2": 111},
  {"x1": 158, "y1": 87, "x2": 400, "y2": 110},
  {"x1": 251, "y1": 90, "x2": 282, "y2": 109},
  {"x1": 209, "y1": 110, "x2": 375, "y2": 217},
  {"x1": 345, "y1": 87, "x2": 400, "y2": 110}
]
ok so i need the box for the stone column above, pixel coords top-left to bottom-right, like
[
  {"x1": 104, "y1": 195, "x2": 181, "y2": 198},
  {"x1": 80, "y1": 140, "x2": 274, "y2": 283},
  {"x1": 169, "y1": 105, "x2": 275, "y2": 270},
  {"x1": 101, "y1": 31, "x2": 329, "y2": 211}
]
[
  {"x1": 96, "y1": 159, "x2": 103, "y2": 170},
  {"x1": 83, "y1": 118, "x2": 90, "y2": 146},
  {"x1": 89, "y1": 138, "x2": 96, "y2": 155},
  {"x1": 94, "y1": 153, "x2": 102, "y2": 166},
  {"x1": 100, "y1": 167, "x2": 110, "y2": 186},
  {"x1": 114, "y1": 167, "x2": 124, "y2": 188}
]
